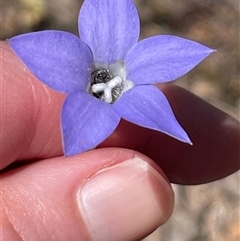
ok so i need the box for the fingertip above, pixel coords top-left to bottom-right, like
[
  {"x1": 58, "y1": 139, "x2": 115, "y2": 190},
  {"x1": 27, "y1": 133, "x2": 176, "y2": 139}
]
[
  {"x1": 2, "y1": 148, "x2": 173, "y2": 241},
  {"x1": 77, "y1": 156, "x2": 173, "y2": 241}
]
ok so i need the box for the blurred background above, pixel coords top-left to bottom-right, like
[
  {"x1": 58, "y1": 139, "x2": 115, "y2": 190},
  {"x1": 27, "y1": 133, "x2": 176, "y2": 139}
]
[{"x1": 1, "y1": 0, "x2": 239, "y2": 240}]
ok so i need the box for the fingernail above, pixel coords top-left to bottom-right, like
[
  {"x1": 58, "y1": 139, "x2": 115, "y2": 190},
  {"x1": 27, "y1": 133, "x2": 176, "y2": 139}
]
[{"x1": 76, "y1": 157, "x2": 173, "y2": 241}]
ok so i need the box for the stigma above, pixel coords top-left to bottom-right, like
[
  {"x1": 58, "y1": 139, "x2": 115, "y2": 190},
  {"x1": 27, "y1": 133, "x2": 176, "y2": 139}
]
[{"x1": 90, "y1": 64, "x2": 134, "y2": 104}]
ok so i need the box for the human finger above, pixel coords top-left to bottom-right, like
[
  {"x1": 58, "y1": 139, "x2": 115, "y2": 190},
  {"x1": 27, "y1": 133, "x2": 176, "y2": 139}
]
[
  {"x1": 1, "y1": 41, "x2": 65, "y2": 168},
  {"x1": 101, "y1": 84, "x2": 240, "y2": 184},
  {"x1": 1, "y1": 148, "x2": 173, "y2": 241}
]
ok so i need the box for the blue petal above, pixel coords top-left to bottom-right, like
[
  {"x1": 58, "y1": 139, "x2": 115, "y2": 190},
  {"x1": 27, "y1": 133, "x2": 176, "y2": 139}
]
[
  {"x1": 61, "y1": 91, "x2": 121, "y2": 156},
  {"x1": 125, "y1": 35, "x2": 215, "y2": 85},
  {"x1": 8, "y1": 30, "x2": 93, "y2": 94},
  {"x1": 79, "y1": 0, "x2": 140, "y2": 64},
  {"x1": 113, "y1": 85, "x2": 191, "y2": 143}
]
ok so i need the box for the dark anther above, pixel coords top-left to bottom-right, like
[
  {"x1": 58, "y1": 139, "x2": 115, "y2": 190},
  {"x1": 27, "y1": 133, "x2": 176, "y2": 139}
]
[{"x1": 91, "y1": 68, "x2": 112, "y2": 85}]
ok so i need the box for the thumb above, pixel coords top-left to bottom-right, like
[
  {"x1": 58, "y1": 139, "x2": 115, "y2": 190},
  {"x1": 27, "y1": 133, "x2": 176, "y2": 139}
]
[{"x1": 1, "y1": 148, "x2": 174, "y2": 241}]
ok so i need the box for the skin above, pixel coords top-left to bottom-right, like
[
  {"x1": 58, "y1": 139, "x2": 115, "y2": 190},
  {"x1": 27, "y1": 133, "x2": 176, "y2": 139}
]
[{"x1": 1, "y1": 41, "x2": 239, "y2": 240}]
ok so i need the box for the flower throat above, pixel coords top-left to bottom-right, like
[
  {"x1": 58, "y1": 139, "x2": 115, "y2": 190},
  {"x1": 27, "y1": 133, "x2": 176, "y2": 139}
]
[{"x1": 90, "y1": 68, "x2": 124, "y2": 104}]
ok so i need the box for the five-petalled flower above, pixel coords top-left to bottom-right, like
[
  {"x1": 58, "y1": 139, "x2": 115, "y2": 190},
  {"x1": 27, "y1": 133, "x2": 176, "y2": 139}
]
[{"x1": 8, "y1": 0, "x2": 214, "y2": 156}]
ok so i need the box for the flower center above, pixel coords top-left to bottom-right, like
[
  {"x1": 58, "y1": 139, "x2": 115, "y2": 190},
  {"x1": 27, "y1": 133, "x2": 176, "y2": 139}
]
[{"x1": 89, "y1": 63, "x2": 134, "y2": 104}]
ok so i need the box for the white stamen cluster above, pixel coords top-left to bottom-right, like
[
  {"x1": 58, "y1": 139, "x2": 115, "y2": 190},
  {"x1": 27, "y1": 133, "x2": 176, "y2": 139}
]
[
  {"x1": 92, "y1": 76, "x2": 123, "y2": 103},
  {"x1": 90, "y1": 62, "x2": 134, "y2": 104}
]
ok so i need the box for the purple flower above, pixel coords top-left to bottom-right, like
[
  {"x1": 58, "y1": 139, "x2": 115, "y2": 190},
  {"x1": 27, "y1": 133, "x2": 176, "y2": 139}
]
[{"x1": 8, "y1": 0, "x2": 214, "y2": 156}]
